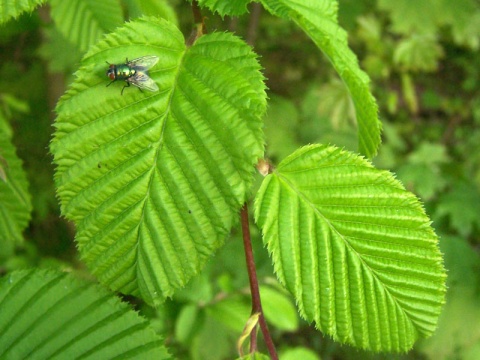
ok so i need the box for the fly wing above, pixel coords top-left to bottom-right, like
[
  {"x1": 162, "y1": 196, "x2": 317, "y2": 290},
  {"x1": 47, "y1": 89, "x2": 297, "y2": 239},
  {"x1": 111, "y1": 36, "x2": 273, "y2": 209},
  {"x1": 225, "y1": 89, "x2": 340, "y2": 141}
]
[
  {"x1": 130, "y1": 71, "x2": 159, "y2": 92},
  {"x1": 128, "y1": 55, "x2": 159, "y2": 71}
]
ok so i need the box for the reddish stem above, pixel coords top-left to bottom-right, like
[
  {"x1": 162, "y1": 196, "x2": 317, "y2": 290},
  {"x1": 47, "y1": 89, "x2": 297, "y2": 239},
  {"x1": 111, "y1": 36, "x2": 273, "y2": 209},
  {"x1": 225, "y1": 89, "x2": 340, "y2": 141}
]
[{"x1": 241, "y1": 203, "x2": 278, "y2": 359}]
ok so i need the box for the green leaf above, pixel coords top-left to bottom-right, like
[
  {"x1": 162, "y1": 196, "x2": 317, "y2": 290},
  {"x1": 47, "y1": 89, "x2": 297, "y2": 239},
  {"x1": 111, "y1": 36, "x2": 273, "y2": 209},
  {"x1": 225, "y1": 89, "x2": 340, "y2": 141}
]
[
  {"x1": 418, "y1": 236, "x2": 480, "y2": 359},
  {"x1": 0, "y1": 0, "x2": 46, "y2": 24},
  {"x1": 0, "y1": 269, "x2": 171, "y2": 359},
  {"x1": 38, "y1": 27, "x2": 83, "y2": 73},
  {"x1": 396, "y1": 163, "x2": 446, "y2": 201},
  {"x1": 435, "y1": 181, "x2": 480, "y2": 237},
  {"x1": 190, "y1": 315, "x2": 236, "y2": 360},
  {"x1": 260, "y1": 0, "x2": 381, "y2": 158},
  {"x1": 175, "y1": 304, "x2": 202, "y2": 345},
  {"x1": 254, "y1": 144, "x2": 446, "y2": 352},
  {"x1": 377, "y1": 0, "x2": 439, "y2": 35},
  {"x1": 0, "y1": 116, "x2": 31, "y2": 258},
  {"x1": 264, "y1": 95, "x2": 299, "y2": 162},
  {"x1": 51, "y1": 17, "x2": 266, "y2": 305},
  {"x1": 50, "y1": 0, "x2": 123, "y2": 51},
  {"x1": 236, "y1": 353, "x2": 270, "y2": 360},
  {"x1": 206, "y1": 294, "x2": 251, "y2": 333},
  {"x1": 280, "y1": 347, "x2": 321, "y2": 360},
  {"x1": 394, "y1": 35, "x2": 443, "y2": 72},
  {"x1": 195, "y1": 0, "x2": 252, "y2": 17},
  {"x1": 260, "y1": 285, "x2": 298, "y2": 331},
  {"x1": 378, "y1": 0, "x2": 480, "y2": 49},
  {"x1": 124, "y1": 0, "x2": 177, "y2": 24}
]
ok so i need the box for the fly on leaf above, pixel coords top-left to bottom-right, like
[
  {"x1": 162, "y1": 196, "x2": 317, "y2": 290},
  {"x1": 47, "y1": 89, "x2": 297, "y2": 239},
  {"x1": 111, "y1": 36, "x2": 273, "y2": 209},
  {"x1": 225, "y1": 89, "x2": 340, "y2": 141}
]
[{"x1": 106, "y1": 55, "x2": 159, "y2": 95}]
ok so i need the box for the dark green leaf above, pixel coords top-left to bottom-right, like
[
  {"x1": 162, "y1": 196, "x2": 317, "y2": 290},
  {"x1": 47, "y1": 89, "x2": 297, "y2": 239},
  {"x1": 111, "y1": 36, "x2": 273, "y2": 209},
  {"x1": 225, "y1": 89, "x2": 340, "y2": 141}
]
[{"x1": 0, "y1": 269, "x2": 171, "y2": 359}]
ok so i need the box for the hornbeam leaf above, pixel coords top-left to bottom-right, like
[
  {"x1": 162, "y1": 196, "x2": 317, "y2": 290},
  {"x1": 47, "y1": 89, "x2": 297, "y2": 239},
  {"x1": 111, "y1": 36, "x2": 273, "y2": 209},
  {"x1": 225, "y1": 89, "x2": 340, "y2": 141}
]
[
  {"x1": 0, "y1": 0, "x2": 46, "y2": 24},
  {"x1": 0, "y1": 116, "x2": 31, "y2": 257},
  {"x1": 51, "y1": 17, "x2": 266, "y2": 305},
  {"x1": 0, "y1": 269, "x2": 171, "y2": 359},
  {"x1": 260, "y1": 0, "x2": 382, "y2": 158},
  {"x1": 50, "y1": 0, "x2": 123, "y2": 51},
  {"x1": 195, "y1": 0, "x2": 252, "y2": 17},
  {"x1": 254, "y1": 144, "x2": 446, "y2": 352}
]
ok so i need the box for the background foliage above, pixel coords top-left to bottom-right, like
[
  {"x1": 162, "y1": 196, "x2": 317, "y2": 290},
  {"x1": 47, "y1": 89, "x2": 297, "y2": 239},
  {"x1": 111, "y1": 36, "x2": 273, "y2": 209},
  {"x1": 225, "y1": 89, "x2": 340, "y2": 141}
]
[{"x1": 0, "y1": 0, "x2": 479, "y2": 359}]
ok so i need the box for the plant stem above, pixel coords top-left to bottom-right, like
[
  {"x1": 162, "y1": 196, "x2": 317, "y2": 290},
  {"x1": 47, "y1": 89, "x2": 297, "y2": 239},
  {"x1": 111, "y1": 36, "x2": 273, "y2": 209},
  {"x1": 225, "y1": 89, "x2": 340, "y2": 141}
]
[
  {"x1": 187, "y1": 0, "x2": 206, "y2": 46},
  {"x1": 191, "y1": 0, "x2": 204, "y2": 25},
  {"x1": 246, "y1": 3, "x2": 262, "y2": 46},
  {"x1": 241, "y1": 203, "x2": 278, "y2": 360}
]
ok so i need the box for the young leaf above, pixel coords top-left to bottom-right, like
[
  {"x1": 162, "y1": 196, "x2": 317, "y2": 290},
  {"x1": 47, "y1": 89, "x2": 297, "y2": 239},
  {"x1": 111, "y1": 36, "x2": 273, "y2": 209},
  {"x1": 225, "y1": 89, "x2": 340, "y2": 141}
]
[
  {"x1": 260, "y1": 285, "x2": 299, "y2": 331},
  {"x1": 49, "y1": 0, "x2": 123, "y2": 51},
  {"x1": 254, "y1": 144, "x2": 446, "y2": 352},
  {"x1": 394, "y1": 35, "x2": 443, "y2": 72},
  {"x1": 0, "y1": 0, "x2": 46, "y2": 24},
  {"x1": 435, "y1": 181, "x2": 480, "y2": 237},
  {"x1": 260, "y1": 0, "x2": 382, "y2": 158},
  {"x1": 195, "y1": 0, "x2": 252, "y2": 17},
  {"x1": 0, "y1": 269, "x2": 171, "y2": 359},
  {"x1": 124, "y1": 0, "x2": 177, "y2": 24},
  {"x1": 51, "y1": 17, "x2": 266, "y2": 305},
  {"x1": 0, "y1": 116, "x2": 31, "y2": 258}
]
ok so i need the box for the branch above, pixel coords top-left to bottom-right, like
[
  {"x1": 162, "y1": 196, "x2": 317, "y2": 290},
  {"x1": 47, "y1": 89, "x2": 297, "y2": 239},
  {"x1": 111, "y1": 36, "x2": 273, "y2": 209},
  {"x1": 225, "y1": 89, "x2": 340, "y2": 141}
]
[
  {"x1": 241, "y1": 203, "x2": 278, "y2": 360},
  {"x1": 246, "y1": 3, "x2": 262, "y2": 46},
  {"x1": 187, "y1": 0, "x2": 207, "y2": 46}
]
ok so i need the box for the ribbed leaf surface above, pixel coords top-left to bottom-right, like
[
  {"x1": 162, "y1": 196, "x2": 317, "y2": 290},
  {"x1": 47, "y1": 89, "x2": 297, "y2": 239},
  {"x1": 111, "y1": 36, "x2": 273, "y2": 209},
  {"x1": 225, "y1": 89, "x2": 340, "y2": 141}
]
[
  {"x1": 254, "y1": 144, "x2": 446, "y2": 352},
  {"x1": 260, "y1": 0, "x2": 381, "y2": 158},
  {"x1": 50, "y1": 0, "x2": 123, "y2": 51},
  {"x1": 125, "y1": 0, "x2": 177, "y2": 24},
  {"x1": 0, "y1": 0, "x2": 45, "y2": 24},
  {"x1": 0, "y1": 269, "x2": 171, "y2": 359},
  {"x1": 51, "y1": 17, "x2": 266, "y2": 305},
  {"x1": 0, "y1": 117, "x2": 31, "y2": 256},
  {"x1": 196, "y1": 0, "x2": 252, "y2": 16}
]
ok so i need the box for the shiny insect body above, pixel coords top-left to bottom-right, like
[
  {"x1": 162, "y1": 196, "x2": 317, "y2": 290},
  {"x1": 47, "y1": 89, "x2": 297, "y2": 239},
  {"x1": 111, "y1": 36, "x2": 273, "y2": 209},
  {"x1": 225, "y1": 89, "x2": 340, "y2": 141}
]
[{"x1": 106, "y1": 55, "x2": 159, "y2": 95}]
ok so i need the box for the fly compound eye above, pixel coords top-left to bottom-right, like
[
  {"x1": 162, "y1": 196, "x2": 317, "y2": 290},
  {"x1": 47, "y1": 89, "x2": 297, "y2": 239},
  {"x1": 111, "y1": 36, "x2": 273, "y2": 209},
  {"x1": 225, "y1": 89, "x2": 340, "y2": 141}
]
[{"x1": 106, "y1": 69, "x2": 116, "y2": 80}]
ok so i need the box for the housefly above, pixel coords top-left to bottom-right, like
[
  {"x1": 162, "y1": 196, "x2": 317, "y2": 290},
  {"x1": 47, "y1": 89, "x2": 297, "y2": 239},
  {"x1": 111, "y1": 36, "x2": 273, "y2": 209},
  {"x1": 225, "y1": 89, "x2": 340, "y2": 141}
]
[{"x1": 106, "y1": 55, "x2": 159, "y2": 95}]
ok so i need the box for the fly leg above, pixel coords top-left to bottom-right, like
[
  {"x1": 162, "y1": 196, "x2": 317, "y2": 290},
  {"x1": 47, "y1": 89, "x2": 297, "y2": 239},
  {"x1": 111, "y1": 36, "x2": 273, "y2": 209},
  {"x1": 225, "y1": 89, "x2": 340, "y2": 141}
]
[{"x1": 121, "y1": 81, "x2": 130, "y2": 95}]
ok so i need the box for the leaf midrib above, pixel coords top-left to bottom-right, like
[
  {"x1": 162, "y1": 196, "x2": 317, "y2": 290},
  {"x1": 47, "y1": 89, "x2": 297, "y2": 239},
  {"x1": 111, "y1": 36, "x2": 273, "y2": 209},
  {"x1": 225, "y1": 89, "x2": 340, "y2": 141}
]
[{"x1": 275, "y1": 170, "x2": 411, "y2": 322}]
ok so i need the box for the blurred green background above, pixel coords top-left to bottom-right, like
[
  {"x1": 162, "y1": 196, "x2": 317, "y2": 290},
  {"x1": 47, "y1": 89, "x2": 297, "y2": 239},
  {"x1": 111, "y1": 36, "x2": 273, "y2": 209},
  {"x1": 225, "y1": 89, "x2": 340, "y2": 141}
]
[{"x1": 1, "y1": 0, "x2": 480, "y2": 359}]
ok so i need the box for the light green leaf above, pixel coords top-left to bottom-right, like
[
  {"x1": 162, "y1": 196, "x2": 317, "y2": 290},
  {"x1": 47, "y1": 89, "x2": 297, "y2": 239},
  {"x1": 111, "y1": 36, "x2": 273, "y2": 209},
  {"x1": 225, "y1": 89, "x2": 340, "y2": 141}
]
[
  {"x1": 175, "y1": 304, "x2": 202, "y2": 345},
  {"x1": 260, "y1": 285, "x2": 298, "y2": 331},
  {"x1": 378, "y1": 0, "x2": 480, "y2": 49},
  {"x1": 124, "y1": 0, "x2": 177, "y2": 24},
  {"x1": 195, "y1": 0, "x2": 252, "y2": 17},
  {"x1": 50, "y1": 0, "x2": 123, "y2": 51},
  {"x1": 435, "y1": 181, "x2": 480, "y2": 237},
  {"x1": 237, "y1": 312, "x2": 260, "y2": 357},
  {"x1": 38, "y1": 27, "x2": 83, "y2": 73},
  {"x1": 377, "y1": 0, "x2": 439, "y2": 35},
  {"x1": 264, "y1": 95, "x2": 299, "y2": 161},
  {"x1": 396, "y1": 163, "x2": 446, "y2": 201},
  {"x1": 51, "y1": 17, "x2": 266, "y2": 305},
  {"x1": 254, "y1": 144, "x2": 446, "y2": 352},
  {"x1": 0, "y1": 0, "x2": 46, "y2": 24},
  {"x1": 0, "y1": 116, "x2": 31, "y2": 258},
  {"x1": 280, "y1": 347, "x2": 321, "y2": 360},
  {"x1": 206, "y1": 294, "x2": 251, "y2": 333},
  {"x1": 394, "y1": 35, "x2": 443, "y2": 72},
  {"x1": 418, "y1": 236, "x2": 480, "y2": 359},
  {"x1": 236, "y1": 353, "x2": 270, "y2": 360},
  {"x1": 260, "y1": 0, "x2": 381, "y2": 158},
  {"x1": 0, "y1": 269, "x2": 171, "y2": 359}
]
